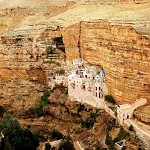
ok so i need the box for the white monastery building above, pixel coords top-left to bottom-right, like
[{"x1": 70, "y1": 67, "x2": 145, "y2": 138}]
[{"x1": 68, "y1": 58, "x2": 108, "y2": 103}]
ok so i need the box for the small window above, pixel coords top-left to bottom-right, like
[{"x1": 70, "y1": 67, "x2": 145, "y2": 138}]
[
  {"x1": 99, "y1": 87, "x2": 100, "y2": 90},
  {"x1": 96, "y1": 87, "x2": 97, "y2": 90},
  {"x1": 99, "y1": 93, "x2": 101, "y2": 98},
  {"x1": 96, "y1": 93, "x2": 97, "y2": 97},
  {"x1": 85, "y1": 75, "x2": 87, "y2": 78}
]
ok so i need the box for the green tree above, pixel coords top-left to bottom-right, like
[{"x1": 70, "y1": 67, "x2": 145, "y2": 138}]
[
  {"x1": 51, "y1": 130, "x2": 64, "y2": 140},
  {"x1": 36, "y1": 89, "x2": 51, "y2": 117},
  {"x1": 104, "y1": 95, "x2": 116, "y2": 104},
  {"x1": 0, "y1": 115, "x2": 39, "y2": 150},
  {"x1": 59, "y1": 136, "x2": 74, "y2": 150},
  {"x1": 45, "y1": 142, "x2": 51, "y2": 150},
  {"x1": 129, "y1": 125, "x2": 134, "y2": 131},
  {"x1": 0, "y1": 105, "x2": 5, "y2": 118},
  {"x1": 105, "y1": 133, "x2": 112, "y2": 146}
]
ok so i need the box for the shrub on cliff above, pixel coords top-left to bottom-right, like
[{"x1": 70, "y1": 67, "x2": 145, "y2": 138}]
[
  {"x1": 129, "y1": 125, "x2": 134, "y2": 131},
  {"x1": 36, "y1": 89, "x2": 51, "y2": 117},
  {"x1": 80, "y1": 119, "x2": 95, "y2": 128},
  {"x1": 0, "y1": 105, "x2": 5, "y2": 118},
  {"x1": 105, "y1": 126, "x2": 129, "y2": 149},
  {"x1": 113, "y1": 127, "x2": 130, "y2": 145},
  {"x1": 105, "y1": 131, "x2": 113, "y2": 146},
  {"x1": 59, "y1": 136, "x2": 74, "y2": 150},
  {"x1": 115, "y1": 127, "x2": 129, "y2": 141},
  {"x1": 45, "y1": 142, "x2": 51, "y2": 150},
  {"x1": 51, "y1": 130, "x2": 65, "y2": 140},
  {"x1": 80, "y1": 110, "x2": 99, "y2": 128},
  {"x1": 55, "y1": 69, "x2": 65, "y2": 75},
  {"x1": 104, "y1": 95, "x2": 116, "y2": 105}
]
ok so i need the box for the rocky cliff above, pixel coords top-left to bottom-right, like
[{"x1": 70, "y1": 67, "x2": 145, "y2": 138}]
[
  {"x1": 0, "y1": 1, "x2": 73, "y2": 115},
  {"x1": 46, "y1": 2, "x2": 150, "y2": 105},
  {"x1": 79, "y1": 21, "x2": 150, "y2": 104},
  {"x1": 56, "y1": 1, "x2": 150, "y2": 121}
]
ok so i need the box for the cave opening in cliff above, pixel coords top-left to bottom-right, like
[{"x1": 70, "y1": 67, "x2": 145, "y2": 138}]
[{"x1": 52, "y1": 37, "x2": 65, "y2": 53}]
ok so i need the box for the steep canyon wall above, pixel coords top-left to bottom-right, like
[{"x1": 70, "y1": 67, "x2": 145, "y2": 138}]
[
  {"x1": 59, "y1": 21, "x2": 150, "y2": 104},
  {"x1": 0, "y1": 29, "x2": 65, "y2": 115}
]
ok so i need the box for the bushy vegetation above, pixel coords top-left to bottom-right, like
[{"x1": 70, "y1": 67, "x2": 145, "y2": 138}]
[
  {"x1": 80, "y1": 110, "x2": 99, "y2": 128},
  {"x1": 105, "y1": 126, "x2": 129, "y2": 149},
  {"x1": 95, "y1": 146, "x2": 101, "y2": 150},
  {"x1": 51, "y1": 130, "x2": 65, "y2": 140},
  {"x1": 56, "y1": 69, "x2": 65, "y2": 75},
  {"x1": 0, "y1": 115, "x2": 39, "y2": 150},
  {"x1": 52, "y1": 83, "x2": 68, "y2": 95},
  {"x1": 77, "y1": 104, "x2": 85, "y2": 114},
  {"x1": 81, "y1": 119, "x2": 95, "y2": 128},
  {"x1": 36, "y1": 84, "x2": 68, "y2": 117},
  {"x1": 0, "y1": 105, "x2": 5, "y2": 118},
  {"x1": 105, "y1": 130, "x2": 113, "y2": 147},
  {"x1": 104, "y1": 95, "x2": 116, "y2": 105},
  {"x1": 50, "y1": 130, "x2": 74, "y2": 150},
  {"x1": 114, "y1": 127, "x2": 130, "y2": 143},
  {"x1": 46, "y1": 45, "x2": 53, "y2": 55},
  {"x1": 59, "y1": 136, "x2": 74, "y2": 150},
  {"x1": 36, "y1": 89, "x2": 51, "y2": 117},
  {"x1": 129, "y1": 125, "x2": 134, "y2": 131},
  {"x1": 106, "y1": 118, "x2": 116, "y2": 131},
  {"x1": 45, "y1": 142, "x2": 51, "y2": 150}
]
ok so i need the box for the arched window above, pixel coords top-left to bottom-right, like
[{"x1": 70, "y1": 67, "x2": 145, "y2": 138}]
[{"x1": 99, "y1": 93, "x2": 101, "y2": 98}]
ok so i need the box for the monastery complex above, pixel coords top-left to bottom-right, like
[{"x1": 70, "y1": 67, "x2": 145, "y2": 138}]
[
  {"x1": 52, "y1": 58, "x2": 150, "y2": 148},
  {"x1": 53, "y1": 58, "x2": 147, "y2": 125},
  {"x1": 68, "y1": 58, "x2": 108, "y2": 103}
]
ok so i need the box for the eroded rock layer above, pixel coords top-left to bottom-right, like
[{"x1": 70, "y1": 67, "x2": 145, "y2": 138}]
[
  {"x1": 79, "y1": 21, "x2": 150, "y2": 104},
  {"x1": 59, "y1": 20, "x2": 150, "y2": 104}
]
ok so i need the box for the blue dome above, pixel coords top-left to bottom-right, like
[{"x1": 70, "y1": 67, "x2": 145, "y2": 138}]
[{"x1": 99, "y1": 70, "x2": 105, "y2": 75}]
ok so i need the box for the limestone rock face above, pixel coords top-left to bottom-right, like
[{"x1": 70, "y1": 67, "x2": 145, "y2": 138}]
[
  {"x1": 61, "y1": 23, "x2": 81, "y2": 61},
  {"x1": 47, "y1": 20, "x2": 149, "y2": 104},
  {"x1": 45, "y1": 1, "x2": 150, "y2": 104},
  {"x1": 0, "y1": 45, "x2": 45, "y2": 114},
  {"x1": 134, "y1": 105, "x2": 150, "y2": 123},
  {"x1": 0, "y1": 0, "x2": 74, "y2": 115},
  {"x1": 79, "y1": 21, "x2": 150, "y2": 104}
]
